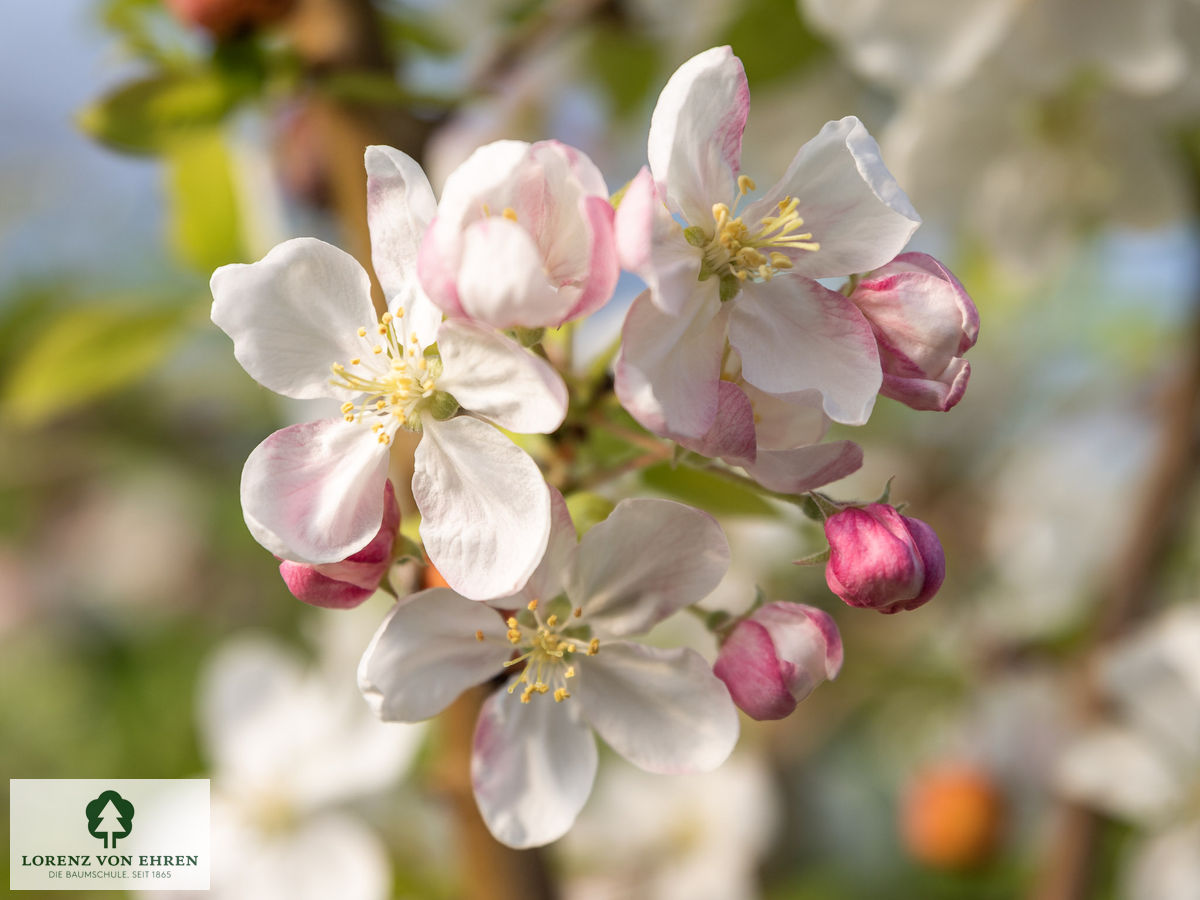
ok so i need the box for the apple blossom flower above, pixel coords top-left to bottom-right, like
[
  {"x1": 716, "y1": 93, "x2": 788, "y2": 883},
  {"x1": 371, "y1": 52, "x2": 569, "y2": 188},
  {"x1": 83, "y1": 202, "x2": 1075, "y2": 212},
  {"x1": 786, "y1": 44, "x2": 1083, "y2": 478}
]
[
  {"x1": 278, "y1": 479, "x2": 399, "y2": 610},
  {"x1": 713, "y1": 602, "x2": 843, "y2": 720},
  {"x1": 146, "y1": 622, "x2": 424, "y2": 900},
  {"x1": 418, "y1": 139, "x2": 619, "y2": 329},
  {"x1": 358, "y1": 490, "x2": 738, "y2": 848},
  {"x1": 615, "y1": 45, "x2": 921, "y2": 443},
  {"x1": 848, "y1": 252, "x2": 979, "y2": 412},
  {"x1": 824, "y1": 503, "x2": 945, "y2": 613},
  {"x1": 211, "y1": 145, "x2": 567, "y2": 601}
]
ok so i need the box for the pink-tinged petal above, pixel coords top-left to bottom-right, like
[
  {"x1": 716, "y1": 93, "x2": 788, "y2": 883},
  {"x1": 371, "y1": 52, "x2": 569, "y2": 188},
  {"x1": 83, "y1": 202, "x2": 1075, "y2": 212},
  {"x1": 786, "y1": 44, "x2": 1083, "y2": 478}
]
[
  {"x1": 882, "y1": 359, "x2": 971, "y2": 411},
  {"x1": 713, "y1": 603, "x2": 842, "y2": 720},
  {"x1": 647, "y1": 45, "x2": 749, "y2": 224},
  {"x1": 436, "y1": 319, "x2": 567, "y2": 434},
  {"x1": 677, "y1": 380, "x2": 757, "y2": 462},
  {"x1": 570, "y1": 499, "x2": 729, "y2": 638},
  {"x1": 902, "y1": 514, "x2": 945, "y2": 608},
  {"x1": 472, "y1": 689, "x2": 597, "y2": 849},
  {"x1": 615, "y1": 287, "x2": 727, "y2": 439},
  {"x1": 614, "y1": 168, "x2": 704, "y2": 316},
  {"x1": 494, "y1": 486, "x2": 577, "y2": 610},
  {"x1": 576, "y1": 642, "x2": 738, "y2": 774},
  {"x1": 364, "y1": 145, "x2": 437, "y2": 302},
  {"x1": 358, "y1": 588, "x2": 511, "y2": 722},
  {"x1": 741, "y1": 441, "x2": 864, "y2": 494},
  {"x1": 417, "y1": 219, "x2": 466, "y2": 318},
  {"x1": 418, "y1": 142, "x2": 533, "y2": 318},
  {"x1": 739, "y1": 384, "x2": 828, "y2": 452},
  {"x1": 414, "y1": 416, "x2": 551, "y2": 601},
  {"x1": 279, "y1": 479, "x2": 400, "y2": 609},
  {"x1": 211, "y1": 238, "x2": 376, "y2": 399},
  {"x1": 744, "y1": 117, "x2": 920, "y2": 279},
  {"x1": 456, "y1": 216, "x2": 565, "y2": 328},
  {"x1": 730, "y1": 279, "x2": 881, "y2": 425},
  {"x1": 560, "y1": 194, "x2": 619, "y2": 322},
  {"x1": 880, "y1": 253, "x2": 979, "y2": 350},
  {"x1": 241, "y1": 419, "x2": 389, "y2": 564}
]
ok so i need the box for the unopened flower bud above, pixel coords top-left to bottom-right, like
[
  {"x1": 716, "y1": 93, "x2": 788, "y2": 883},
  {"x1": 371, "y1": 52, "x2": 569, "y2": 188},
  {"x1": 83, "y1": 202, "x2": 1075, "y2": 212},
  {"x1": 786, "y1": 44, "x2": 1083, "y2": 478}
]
[
  {"x1": 824, "y1": 503, "x2": 945, "y2": 613},
  {"x1": 278, "y1": 480, "x2": 399, "y2": 609},
  {"x1": 713, "y1": 602, "x2": 843, "y2": 720},
  {"x1": 849, "y1": 253, "x2": 979, "y2": 412}
]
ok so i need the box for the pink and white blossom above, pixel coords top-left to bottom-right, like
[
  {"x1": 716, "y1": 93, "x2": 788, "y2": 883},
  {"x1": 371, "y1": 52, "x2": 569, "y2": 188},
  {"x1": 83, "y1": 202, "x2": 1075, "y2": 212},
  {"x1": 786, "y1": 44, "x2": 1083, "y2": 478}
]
[
  {"x1": 418, "y1": 139, "x2": 619, "y2": 329},
  {"x1": 212, "y1": 145, "x2": 566, "y2": 601},
  {"x1": 358, "y1": 491, "x2": 738, "y2": 849},
  {"x1": 849, "y1": 252, "x2": 979, "y2": 412},
  {"x1": 714, "y1": 602, "x2": 843, "y2": 720},
  {"x1": 824, "y1": 503, "x2": 945, "y2": 613},
  {"x1": 278, "y1": 480, "x2": 400, "y2": 610},
  {"x1": 615, "y1": 46, "x2": 921, "y2": 444}
]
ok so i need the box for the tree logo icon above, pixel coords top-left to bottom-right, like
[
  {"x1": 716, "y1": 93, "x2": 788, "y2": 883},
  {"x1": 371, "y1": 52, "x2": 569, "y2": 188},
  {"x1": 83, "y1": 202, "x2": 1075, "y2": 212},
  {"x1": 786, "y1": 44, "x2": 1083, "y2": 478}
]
[{"x1": 85, "y1": 790, "x2": 135, "y2": 849}]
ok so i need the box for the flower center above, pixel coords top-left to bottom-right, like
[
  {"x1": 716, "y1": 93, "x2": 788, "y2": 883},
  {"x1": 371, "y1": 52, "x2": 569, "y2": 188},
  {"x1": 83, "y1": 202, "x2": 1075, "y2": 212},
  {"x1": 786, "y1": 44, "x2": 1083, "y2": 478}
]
[
  {"x1": 329, "y1": 309, "x2": 441, "y2": 441},
  {"x1": 498, "y1": 599, "x2": 599, "y2": 704},
  {"x1": 693, "y1": 174, "x2": 819, "y2": 289}
]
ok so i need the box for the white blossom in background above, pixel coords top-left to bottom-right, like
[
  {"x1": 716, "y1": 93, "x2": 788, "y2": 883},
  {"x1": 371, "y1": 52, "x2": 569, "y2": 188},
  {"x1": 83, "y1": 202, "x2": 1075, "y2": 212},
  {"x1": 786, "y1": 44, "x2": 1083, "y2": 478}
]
[
  {"x1": 559, "y1": 751, "x2": 779, "y2": 900},
  {"x1": 799, "y1": 0, "x2": 1200, "y2": 275},
  {"x1": 359, "y1": 490, "x2": 737, "y2": 848},
  {"x1": 1056, "y1": 603, "x2": 1200, "y2": 900},
  {"x1": 142, "y1": 614, "x2": 425, "y2": 900},
  {"x1": 211, "y1": 145, "x2": 569, "y2": 600}
]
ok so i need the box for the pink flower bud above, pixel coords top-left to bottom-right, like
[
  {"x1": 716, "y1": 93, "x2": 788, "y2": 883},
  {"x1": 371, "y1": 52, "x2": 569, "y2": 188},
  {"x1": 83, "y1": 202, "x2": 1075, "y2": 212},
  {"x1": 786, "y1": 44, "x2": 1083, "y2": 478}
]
[
  {"x1": 713, "y1": 602, "x2": 843, "y2": 720},
  {"x1": 850, "y1": 253, "x2": 979, "y2": 412},
  {"x1": 278, "y1": 480, "x2": 399, "y2": 609},
  {"x1": 824, "y1": 503, "x2": 945, "y2": 613}
]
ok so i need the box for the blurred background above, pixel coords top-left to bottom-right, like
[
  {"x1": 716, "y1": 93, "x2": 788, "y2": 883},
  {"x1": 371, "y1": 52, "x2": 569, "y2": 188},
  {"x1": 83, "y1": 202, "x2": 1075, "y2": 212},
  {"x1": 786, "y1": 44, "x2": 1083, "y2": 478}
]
[{"x1": 2, "y1": 0, "x2": 1199, "y2": 898}]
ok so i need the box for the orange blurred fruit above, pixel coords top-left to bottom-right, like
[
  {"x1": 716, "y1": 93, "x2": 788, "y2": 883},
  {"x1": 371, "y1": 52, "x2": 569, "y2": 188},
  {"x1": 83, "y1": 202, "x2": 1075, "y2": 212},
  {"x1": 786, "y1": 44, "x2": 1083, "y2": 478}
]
[{"x1": 900, "y1": 763, "x2": 1005, "y2": 869}]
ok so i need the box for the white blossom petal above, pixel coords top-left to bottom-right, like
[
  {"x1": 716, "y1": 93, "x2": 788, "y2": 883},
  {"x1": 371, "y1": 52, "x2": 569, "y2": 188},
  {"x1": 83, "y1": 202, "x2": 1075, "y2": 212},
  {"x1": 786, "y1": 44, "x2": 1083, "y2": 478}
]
[
  {"x1": 241, "y1": 419, "x2": 388, "y2": 564},
  {"x1": 413, "y1": 416, "x2": 551, "y2": 601},
  {"x1": 730, "y1": 279, "x2": 881, "y2": 425},
  {"x1": 365, "y1": 145, "x2": 437, "y2": 303},
  {"x1": 744, "y1": 117, "x2": 921, "y2": 279},
  {"x1": 358, "y1": 588, "x2": 511, "y2": 722},
  {"x1": 472, "y1": 689, "x2": 597, "y2": 849},
  {"x1": 211, "y1": 238, "x2": 376, "y2": 399},
  {"x1": 436, "y1": 320, "x2": 567, "y2": 434},
  {"x1": 615, "y1": 287, "x2": 727, "y2": 438},
  {"x1": 494, "y1": 486, "x2": 577, "y2": 610},
  {"x1": 647, "y1": 45, "x2": 749, "y2": 224},
  {"x1": 740, "y1": 441, "x2": 864, "y2": 494},
  {"x1": 456, "y1": 217, "x2": 566, "y2": 328},
  {"x1": 576, "y1": 642, "x2": 738, "y2": 774},
  {"x1": 570, "y1": 499, "x2": 729, "y2": 638}
]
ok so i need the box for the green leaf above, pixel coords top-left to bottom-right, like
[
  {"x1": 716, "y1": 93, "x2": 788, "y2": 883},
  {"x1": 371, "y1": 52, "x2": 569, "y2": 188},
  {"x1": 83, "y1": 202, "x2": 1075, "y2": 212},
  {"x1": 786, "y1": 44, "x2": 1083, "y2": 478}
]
[
  {"x1": 564, "y1": 492, "x2": 616, "y2": 538},
  {"x1": 164, "y1": 129, "x2": 245, "y2": 272},
  {"x1": 640, "y1": 462, "x2": 777, "y2": 518},
  {"x1": 3, "y1": 304, "x2": 186, "y2": 428},
  {"x1": 77, "y1": 70, "x2": 247, "y2": 155}
]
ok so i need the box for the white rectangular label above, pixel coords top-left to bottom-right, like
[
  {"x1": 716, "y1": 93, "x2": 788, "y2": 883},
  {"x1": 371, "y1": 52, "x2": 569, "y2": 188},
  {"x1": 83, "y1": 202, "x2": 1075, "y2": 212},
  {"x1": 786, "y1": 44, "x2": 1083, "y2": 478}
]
[{"x1": 10, "y1": 779, "x2": 210, "y2": 891}]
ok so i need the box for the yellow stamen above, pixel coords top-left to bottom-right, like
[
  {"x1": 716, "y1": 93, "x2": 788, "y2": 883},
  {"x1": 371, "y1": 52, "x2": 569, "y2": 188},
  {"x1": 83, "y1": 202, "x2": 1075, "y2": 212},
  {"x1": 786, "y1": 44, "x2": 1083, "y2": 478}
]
[
  {"x1": 587, "y1": 638, "x2": 600, "y2": 656},
  {"x1": 502, "y1": 207, "x2": 518, "y2": 222},
  {"x1": 475, "y1": 630, "x2": 484, "y2": 642}
]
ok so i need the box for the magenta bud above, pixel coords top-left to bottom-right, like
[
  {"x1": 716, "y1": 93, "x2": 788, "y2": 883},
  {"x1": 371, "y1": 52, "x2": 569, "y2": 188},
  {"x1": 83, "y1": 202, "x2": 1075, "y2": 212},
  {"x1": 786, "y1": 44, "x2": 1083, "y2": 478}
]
[
  {"x1": 850, "y1": 253, "x2": 979, "y2": 412},
  {"x1": 278, "y1": 480, "x2": 400, "y2": 609},
  {"x1": 823, "y1": 503, "x2": 945, "y2": 613},
  {"x1": 713, "y1": 602, "x2": 843, "y2": 720}
]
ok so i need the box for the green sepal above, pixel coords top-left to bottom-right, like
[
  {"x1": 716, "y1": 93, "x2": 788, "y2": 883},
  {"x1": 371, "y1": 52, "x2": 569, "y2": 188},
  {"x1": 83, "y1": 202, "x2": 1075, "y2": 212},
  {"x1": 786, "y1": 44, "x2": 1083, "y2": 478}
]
[
  {"x1": 428, "y1": 391, "x2": 460, "y2": 420},
  {"x1": 683, "y1": 226, "x2": 708, "y2": 247},
  {"x1": 793, "y1": 547, "x2": 831, "y2": 567},
  {"x1": 718, "y1": 273, "x2": 741, "y2": 302}
]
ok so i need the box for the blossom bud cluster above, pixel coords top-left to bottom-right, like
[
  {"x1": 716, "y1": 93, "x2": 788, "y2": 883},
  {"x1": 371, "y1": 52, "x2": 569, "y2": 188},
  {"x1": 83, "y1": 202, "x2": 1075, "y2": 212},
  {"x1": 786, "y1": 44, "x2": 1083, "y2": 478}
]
[{"x1": 210, "y1": 45, "x2": 975, "y2": 845}]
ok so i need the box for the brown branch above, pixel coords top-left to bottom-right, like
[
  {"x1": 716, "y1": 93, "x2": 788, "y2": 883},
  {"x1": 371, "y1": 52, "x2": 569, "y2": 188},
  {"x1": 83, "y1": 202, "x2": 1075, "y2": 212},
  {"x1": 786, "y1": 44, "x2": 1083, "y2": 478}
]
[{"x1": 1028, "y1": 292, "x2": 1200, "y2": 900}]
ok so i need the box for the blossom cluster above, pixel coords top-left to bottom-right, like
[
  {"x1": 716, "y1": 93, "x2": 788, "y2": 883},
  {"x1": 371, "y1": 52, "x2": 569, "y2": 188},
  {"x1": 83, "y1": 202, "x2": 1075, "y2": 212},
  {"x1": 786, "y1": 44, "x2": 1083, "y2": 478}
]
[{"x1": 211, "y1": 46, "x2": 977, "y2": 847}]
